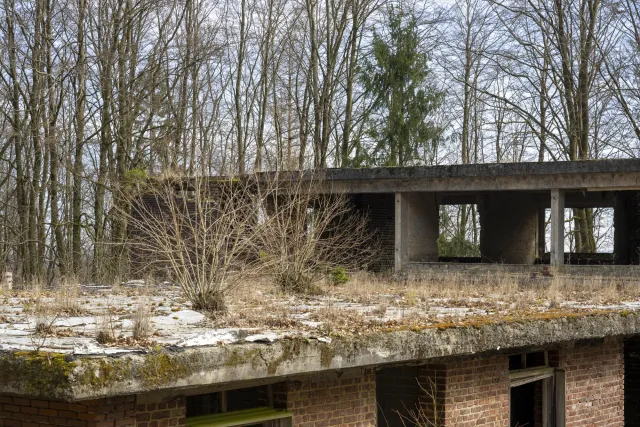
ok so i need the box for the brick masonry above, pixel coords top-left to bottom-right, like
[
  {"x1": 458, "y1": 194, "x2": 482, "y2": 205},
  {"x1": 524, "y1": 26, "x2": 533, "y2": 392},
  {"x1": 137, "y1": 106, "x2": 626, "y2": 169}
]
[
  {"x1": 419, "y1": 356, "x2": 510, "y2": 427},
  {"x1": 556, "y1": 339, "x2": 625, "y2": 427},
  {"x1": 275, "y1": 370, "x2": 377, "y2": 427},
  {"x1": 0, "y1": 341, "x2": 630, "y2": 427},
  {"x1": 0, "y1": 395, "x2": 184, "y2": 427}
]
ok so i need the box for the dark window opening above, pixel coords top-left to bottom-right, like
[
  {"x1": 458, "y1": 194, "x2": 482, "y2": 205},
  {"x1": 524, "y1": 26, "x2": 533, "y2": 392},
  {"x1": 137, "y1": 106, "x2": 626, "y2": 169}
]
[
  {"x1": 510, "y1": 381, "x2": 544, "y2": 427},
  {"x1": 376, "y1": 367, "x2": 422, "y2": 427},
  {"x1": 186, "y1": 385, "x2": 268, "y2": 418}
]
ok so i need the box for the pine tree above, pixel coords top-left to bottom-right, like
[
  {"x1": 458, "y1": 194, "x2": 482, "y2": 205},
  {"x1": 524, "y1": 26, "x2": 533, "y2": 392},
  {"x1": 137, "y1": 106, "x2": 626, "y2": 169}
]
[{"x1": 360, "y1": 5, "x2": 444, "y2": 167}]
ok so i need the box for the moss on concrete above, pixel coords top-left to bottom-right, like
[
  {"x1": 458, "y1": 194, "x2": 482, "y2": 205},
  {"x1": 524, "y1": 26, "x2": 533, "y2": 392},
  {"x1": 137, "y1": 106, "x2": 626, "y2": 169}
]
[
  {"x1": 266, "y1": 339, "x2": 303, "y2": 375},
  {"x1": 225, "y1": 348, "x2": 262, "y2": 369},
  {"x1": 0, "y1": 351, "x2": 75, "y2": 399},
  {"x1": 139, "y1": 350, "x2": 190, "y2": 387}
]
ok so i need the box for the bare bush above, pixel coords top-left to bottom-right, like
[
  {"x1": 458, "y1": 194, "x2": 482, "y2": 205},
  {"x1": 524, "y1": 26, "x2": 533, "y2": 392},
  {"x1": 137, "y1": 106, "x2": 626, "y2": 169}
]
[
  {"x1": 125, "y1": 175, "x2": 268, "y2": 313},
  {"x1": 255, "y1": 173, "x2": 376, "y2": 293}
]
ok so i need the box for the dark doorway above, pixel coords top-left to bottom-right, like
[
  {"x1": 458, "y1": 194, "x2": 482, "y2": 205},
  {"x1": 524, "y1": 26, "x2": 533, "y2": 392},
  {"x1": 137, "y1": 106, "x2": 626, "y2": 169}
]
[
  {"x1": 376, "y1": 367, "x2": 421, "y2": 427},
  {"x1": 510, "y1": 382, "x2": 535, "y2": 427}
]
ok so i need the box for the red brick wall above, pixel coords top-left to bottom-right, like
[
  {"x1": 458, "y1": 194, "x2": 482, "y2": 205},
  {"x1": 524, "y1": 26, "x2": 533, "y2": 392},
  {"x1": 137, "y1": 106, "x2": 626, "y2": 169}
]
[
  {"x1": 0, "y1": 395, "x2": 137, "y2": 427},
  {"x1": 557, "y1": 340, "x2": 624, "y2": 427},
  {"x1": 0, "y1": 395, "x2": 185, "y2": 427},
  {"x1": 135, "y1": 397, "x2": 185, "y2": 427},
  {"x1": 419, "y1": 356, "x2": 510, "y2": 427},
  {"x1": 276, "y1": 370, "x2": 377, "y2": 427}
]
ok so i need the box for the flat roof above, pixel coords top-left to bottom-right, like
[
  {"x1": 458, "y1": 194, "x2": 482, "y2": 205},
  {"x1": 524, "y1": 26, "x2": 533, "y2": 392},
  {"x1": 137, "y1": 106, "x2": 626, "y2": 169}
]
[
  {"x1": 314, "y1": 159, "x2": 640, "y2": 193},
  {"x1": 2, "y1": 272, "x2": 640, "y2": 401}
]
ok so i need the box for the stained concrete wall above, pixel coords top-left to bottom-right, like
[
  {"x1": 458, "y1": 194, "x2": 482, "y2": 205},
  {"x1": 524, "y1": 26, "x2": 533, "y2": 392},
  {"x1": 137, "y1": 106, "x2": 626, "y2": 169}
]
[
  {"x1": 395, "y1": 192, "x2": 439, "y2": 271},
  {"x1": 480, "y1": 192, "x2": 538, "y2": 264}
]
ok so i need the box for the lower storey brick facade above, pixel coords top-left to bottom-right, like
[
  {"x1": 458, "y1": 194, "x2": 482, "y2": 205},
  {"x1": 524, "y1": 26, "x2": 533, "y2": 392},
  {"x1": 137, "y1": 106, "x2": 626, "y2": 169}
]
[{"x1": 0, "y1": 339, "x2": 633, "y2": 426}]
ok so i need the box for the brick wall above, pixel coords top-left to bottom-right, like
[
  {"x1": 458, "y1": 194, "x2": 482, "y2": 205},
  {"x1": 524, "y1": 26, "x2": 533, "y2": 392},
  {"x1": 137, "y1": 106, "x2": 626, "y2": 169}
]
[
  {"x1": 556, "y1": 339, "x2": 624, "y2": 427},
  {"x1": 0, "y1": 395, "x2": 137, "y2": 427},
  {"x1": 135, "y1": 397, "x2": 185, "y2": 427},
  {"x1": 0, "y1": 395, "x2": 185, "y2": 427},
  {"x1": 419, "y1": 356, "x2": 510, "y2": 427},
  {"x1": 625, "y1": 337, "x2": 640, "y2": 427},
  {"x1": 351, "y1": 193, "x2": 395, "y2": 271},
  {"x1": 275, "y1": 370, "x2": 377, "y2": 427}
]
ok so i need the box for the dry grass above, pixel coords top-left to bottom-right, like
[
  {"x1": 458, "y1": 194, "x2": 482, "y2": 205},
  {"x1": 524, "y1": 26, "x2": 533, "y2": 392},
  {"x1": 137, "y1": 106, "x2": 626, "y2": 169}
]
[
  {"x1": 132, "y1": 301, "x2": 152, "y2": 339},
  {"x1": 95, "y1": 313, "x2": 118, "y2": 344},
  {"x1": 326, "y1": 270, "x2": 640, "y2": 306},
  {"x1": 197, "y1": 269, "x2": 640, "y2": 334}
]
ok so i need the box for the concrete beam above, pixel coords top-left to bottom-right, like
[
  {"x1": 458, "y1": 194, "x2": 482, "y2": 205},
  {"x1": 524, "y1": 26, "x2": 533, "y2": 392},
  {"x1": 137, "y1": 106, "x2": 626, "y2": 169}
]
[{"x1": 550, "y1": 189, "x2": 565, "y2": 267}]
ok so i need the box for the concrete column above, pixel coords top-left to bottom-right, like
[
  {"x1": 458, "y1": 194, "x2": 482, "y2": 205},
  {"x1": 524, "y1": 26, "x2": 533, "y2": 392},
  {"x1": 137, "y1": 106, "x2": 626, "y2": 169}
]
[
  {"x1": 479, "y1": 192, "x2": 538, "y2": 264},
  {"x1": 395, "y1": 192, "x2": 439, "y2": 272},
  {"x1": 550, "y1": 188, "x2": 565, "y2": 267},
  {"x1": 395, "y1": 192, "x2": 408, "y2": 272}
]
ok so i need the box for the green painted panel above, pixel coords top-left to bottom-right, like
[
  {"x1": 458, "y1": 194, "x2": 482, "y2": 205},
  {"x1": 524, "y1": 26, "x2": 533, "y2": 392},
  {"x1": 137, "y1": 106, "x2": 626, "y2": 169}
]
[{"x1": 186, "y1": 407, "x2": 292, "y2": 427}]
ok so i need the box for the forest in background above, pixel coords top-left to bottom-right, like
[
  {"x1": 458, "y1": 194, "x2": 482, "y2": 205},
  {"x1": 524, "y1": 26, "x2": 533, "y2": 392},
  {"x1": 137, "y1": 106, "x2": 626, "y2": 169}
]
[{"x1": 0, "y1": 0, "x2": 638, "y2": 284}]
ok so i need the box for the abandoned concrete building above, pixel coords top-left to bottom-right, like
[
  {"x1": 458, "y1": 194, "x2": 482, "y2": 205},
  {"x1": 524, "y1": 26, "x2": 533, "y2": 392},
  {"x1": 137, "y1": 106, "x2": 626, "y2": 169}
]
[
  {"x1": 2, "y1": 159, "x2": 640, "y2": 427},
  {"x1": 321, "y1": 158, "x2": 640, "y2": 273}
]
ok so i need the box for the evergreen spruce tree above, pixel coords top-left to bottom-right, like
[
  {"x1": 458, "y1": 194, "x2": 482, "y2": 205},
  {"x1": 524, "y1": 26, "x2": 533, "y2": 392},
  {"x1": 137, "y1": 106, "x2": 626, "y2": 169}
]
[{"x1": 360, "y1": 6, "x2": 444, "y2": 166}]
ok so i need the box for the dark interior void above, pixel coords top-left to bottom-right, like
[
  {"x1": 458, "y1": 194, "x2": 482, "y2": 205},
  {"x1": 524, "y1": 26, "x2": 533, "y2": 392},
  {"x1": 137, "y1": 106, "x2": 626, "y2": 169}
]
[
  {"x1": 625, "y1": 338, "x2": 640, "y2": 426},
  {"x1": 510, "y1": 382, "x2": 542, "y2": 427},
  {"x1": 186, "y1": 385, "x2": 268, "y2": 418},
  {"x1": 376, "y1": 367, "x2": 421, "y2": 427}
]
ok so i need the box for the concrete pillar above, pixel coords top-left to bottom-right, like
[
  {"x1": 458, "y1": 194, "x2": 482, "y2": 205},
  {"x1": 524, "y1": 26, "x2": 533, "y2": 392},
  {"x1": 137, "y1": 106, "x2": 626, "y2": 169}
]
[
  {"x1": 550, "y1": 188, "x2": 565, "y2": 267},
  {"x1": 395, "y1": 192, "x2": 408, "y2": 272},
  {"x1": 395, "y1": 192, "x2": 439, "y2": 272},
  {"x1": 479, "y1": 192, "x2": 538, "y2": 264}
]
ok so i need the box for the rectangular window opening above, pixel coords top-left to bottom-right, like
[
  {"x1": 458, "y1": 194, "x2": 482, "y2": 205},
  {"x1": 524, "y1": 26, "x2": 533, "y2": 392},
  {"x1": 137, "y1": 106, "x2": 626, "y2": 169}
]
[
  {"x1": 437, "y1": 204, "x2": 481, "y2": 262},
  {"x1": 186, "y1": 385, "x2": 292, "y2": 427},
  {"x1": 509, "y1": 350, "x2": 562, "y2": 427},
  {"x1": 540, "y1": 207, "x2": 615, "y2": 265}
]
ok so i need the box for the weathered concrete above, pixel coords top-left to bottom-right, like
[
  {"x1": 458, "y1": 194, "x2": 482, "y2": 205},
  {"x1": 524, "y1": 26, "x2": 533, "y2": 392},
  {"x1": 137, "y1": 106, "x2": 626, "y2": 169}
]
[
  {"x1": 550, "y1": 189, "x2": 565, "y2": 267},
  {"x1": 479, "y1": 192, "x2": 538, "y2": 264},
  {"x1": 2, "y1": 311, "x2": 640, "y2": 402},
  {"x1": 404, "y1": 262, "x2": 640, "y2": 278},
  {"x1": 314, "y1": 159, "x2": 640, "y2": 194},
  {"x1": 395, "y1": 192, "x2": 439, "y2": 270}
]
